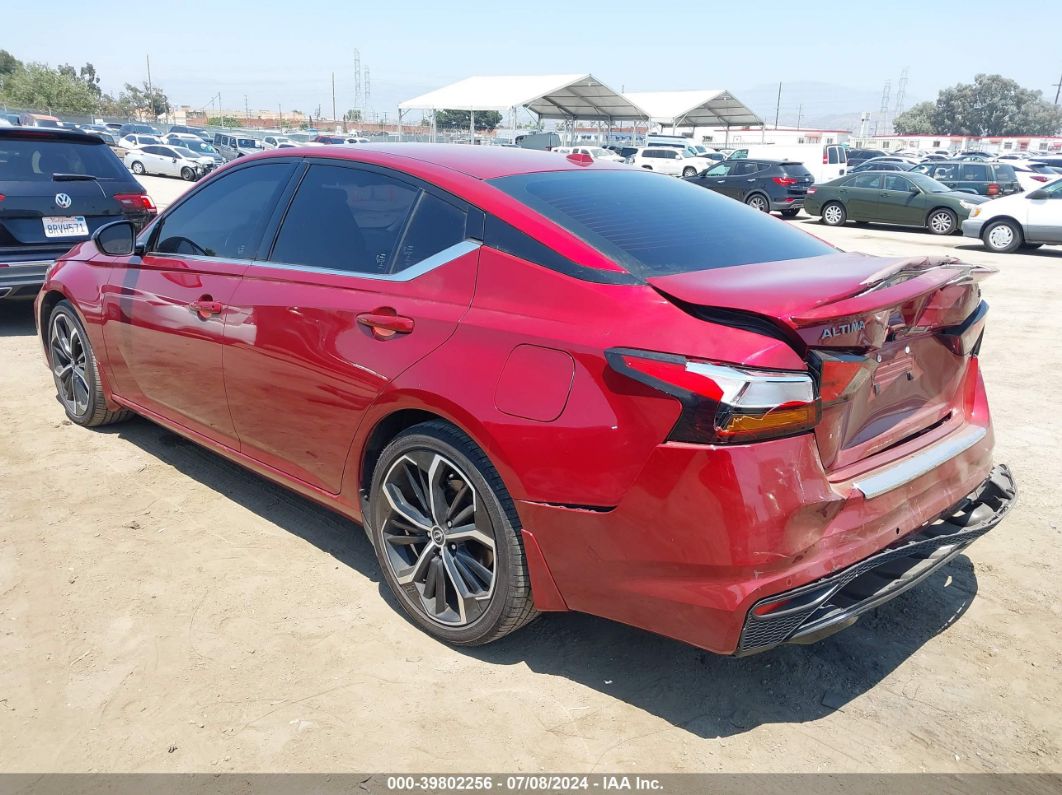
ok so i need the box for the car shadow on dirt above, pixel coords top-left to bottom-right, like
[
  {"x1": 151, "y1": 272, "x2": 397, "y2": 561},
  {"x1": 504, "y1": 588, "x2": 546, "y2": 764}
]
[
  {"x1": 110, "y1": 417, "x2": 980, "y2": 740},
  {"x1": 0, "y1": 302, "x2": 37, "y2": 337}
]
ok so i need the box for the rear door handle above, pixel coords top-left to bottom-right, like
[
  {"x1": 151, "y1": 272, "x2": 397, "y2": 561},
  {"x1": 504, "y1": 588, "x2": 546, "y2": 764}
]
[
  {"x1": 188, "y1": 297, "x2": 223, "y2": 319},
  {"x1": 357, "y1": 309, "x2": 414, "y2": 340}
]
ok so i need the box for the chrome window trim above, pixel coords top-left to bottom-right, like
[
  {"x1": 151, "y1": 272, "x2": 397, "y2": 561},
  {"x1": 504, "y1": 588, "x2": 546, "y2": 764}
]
[
  {"x1": 852, "y1": 425, "x2": 988, "y2": 500},
  {"x1": 248, "y1": 239, "x2": 481, "y2": 282}
]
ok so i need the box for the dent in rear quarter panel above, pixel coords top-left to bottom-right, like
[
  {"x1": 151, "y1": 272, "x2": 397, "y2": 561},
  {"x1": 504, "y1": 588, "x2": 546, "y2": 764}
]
[{"x1": 345, "y1": 247, "x2": 807, "y2": 509}]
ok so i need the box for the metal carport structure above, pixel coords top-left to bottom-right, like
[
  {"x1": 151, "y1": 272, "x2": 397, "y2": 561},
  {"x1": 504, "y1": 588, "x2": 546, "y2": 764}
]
[
  {"x1": 398, "y1": 74, "x2": 649, "y2": 140},
  {"x1": 622, "y1": 90, "x2": 764, "y2": 145}
]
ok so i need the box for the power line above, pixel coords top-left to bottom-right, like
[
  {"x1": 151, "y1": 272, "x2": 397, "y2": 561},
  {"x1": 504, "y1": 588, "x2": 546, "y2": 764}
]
[{"x1": 893, "y1": 67, "x2": 909, "y2": 117}]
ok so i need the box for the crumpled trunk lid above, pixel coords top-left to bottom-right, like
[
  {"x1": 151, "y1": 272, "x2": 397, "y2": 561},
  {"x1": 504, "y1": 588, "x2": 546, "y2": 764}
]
[{"x1": 648, "y1": 253, "x2": 993, "y2": 470}]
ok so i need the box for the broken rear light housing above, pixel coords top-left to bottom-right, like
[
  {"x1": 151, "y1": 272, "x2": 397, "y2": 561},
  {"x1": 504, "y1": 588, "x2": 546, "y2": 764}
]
[{"x1": 606, "y1": 348, "x2": 820, "y2": 444}]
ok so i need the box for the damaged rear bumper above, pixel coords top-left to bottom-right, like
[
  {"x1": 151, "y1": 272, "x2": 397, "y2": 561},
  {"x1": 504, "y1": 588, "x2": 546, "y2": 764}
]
[{"x1": 736, "y1": 464, "x2": 1016, "y2": 656}]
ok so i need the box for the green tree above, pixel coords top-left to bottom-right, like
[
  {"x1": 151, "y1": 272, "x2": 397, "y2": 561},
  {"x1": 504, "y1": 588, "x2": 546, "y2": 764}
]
[
  {"x1": 892, "y1": 101, "x2": 935, "y2": 135},
  {"x1": 903, "y1": 74, "x2": 1062, "y2": 136},
  {"x1": 0, "y1": 61, "x2": 100, "y2": 113},
  {"x1": 122, "y1": 81, "x2": 170, "y2": 120},
  {"x1": 432, "y1": 109, "x2": 503, "y2": 131},
  {"x1": 0, "y1": 49, "x2": 19, "y2": 78}
]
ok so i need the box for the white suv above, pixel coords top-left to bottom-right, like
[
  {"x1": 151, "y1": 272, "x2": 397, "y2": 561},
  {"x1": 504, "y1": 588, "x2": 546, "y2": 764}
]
[
  {"x1": 628, "y1": 147, "x2": 713, "y2": 177},
  {"x1": 962, "y1": 177, "x2": 1062, "y2": 252}
]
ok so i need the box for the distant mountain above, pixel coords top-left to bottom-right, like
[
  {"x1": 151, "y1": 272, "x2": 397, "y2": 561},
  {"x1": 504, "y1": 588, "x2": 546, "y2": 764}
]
[{"x1": 733, "y1": 81, "x2": 922, "y2": 133}]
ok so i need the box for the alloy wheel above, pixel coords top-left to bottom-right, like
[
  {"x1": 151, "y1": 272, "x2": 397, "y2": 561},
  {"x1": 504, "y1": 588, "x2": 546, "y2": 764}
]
[
  {"x1": 748, "y1": 194, "x2": 769, "y2": 212},
  {"x1": 379, "y1": 451, "x2": 496, "y2": 626},
  {"x1": 929, "y1": 211, "x2": 954, "y2": 234},
  {"x1": 50, "y1": 313, "x2": 89, "y2": 417},
  {"x1": 823, "y1": 204, "x2": 844, "y2": 224},
  {"x1": 988, "y1": 224, "x2": 1014, "y2": 250}
]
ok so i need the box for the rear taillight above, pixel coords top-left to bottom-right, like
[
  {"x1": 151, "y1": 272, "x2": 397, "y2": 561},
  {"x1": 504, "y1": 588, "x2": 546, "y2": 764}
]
[
  {"x1": 772, "y1": 176, "x2": 798, "y2": 186},
  {"x1": 1032, "y1": 175, "x2": 1049, "y2": 183},
  {"x1": 606, "y1": 348, "x2": 819, "y2": 444},
  {"x1": 986, "y1": 183, "x2": 1000, "y2": 196},
  {"x1": 114, "y1": 193, "x2": 157, "y2": 213}
]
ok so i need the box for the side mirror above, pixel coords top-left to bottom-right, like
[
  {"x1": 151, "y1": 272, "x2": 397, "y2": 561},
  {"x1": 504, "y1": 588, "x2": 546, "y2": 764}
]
[
  {"x1": 910, "y1": 187, "x2": 921, "y2": 194},
  {"x1": 1026, "y1": 189, "x2": 1048, "y2": 200},
  {"x1": 93, "y1": 220, "x2": 138, "y2": 257}
]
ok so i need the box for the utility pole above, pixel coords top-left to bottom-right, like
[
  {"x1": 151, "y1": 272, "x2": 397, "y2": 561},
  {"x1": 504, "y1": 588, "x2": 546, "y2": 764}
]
[
  {"x1": 796, "y1": 104, "x2": 803, "y2": 128},
  {"x1": 331, "y1": 72, "x2": 336, "y2": 127},
  {"x1": 874, "y1": 80, "x2": 892, "y2": 136},
  {"x1": 353, "y1": 49, "x2": 362, "y2": 118},
  {"x1": 146, "y1": 54, "x2": 152, "y2": 93},
  {"x1": 773, "y1": 82, "x2": 782, "y2": 130},
  {"x1": 244, "y1": 94, "x2": 249, "y2": 121},
  {"x1": 1054, "y1": 69, "x2": 1062, "y2": 105}
]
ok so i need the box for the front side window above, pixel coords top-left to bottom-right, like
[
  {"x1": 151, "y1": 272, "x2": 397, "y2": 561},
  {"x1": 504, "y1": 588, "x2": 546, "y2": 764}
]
[
  {"x1": 883, "y1": 174, "x2": 912, "y2": 191},
  {"x1": 152, "y1": 163, "x2": 292, "y2": 259},
  {"x1": 268, "y1": 164, "x2": 419, "y2": 274},
  {"x1": 705, "y1": 163, "x2": 733, "y2": 176}
]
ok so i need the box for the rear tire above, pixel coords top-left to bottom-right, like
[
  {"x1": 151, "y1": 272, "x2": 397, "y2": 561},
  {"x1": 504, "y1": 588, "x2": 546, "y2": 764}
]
[
  {"x1": 780, "y1": 208, "x2": 800, "y2": 218},
  {"x1": 368, "y1": 421, "x2": 537, "y2": 646},
  {"x1": 130, "y1": 161, "x2": 145, "y2": 175},
  {"x1": 927, "y1": 208, "x2": 957, "y2": 235},
  {"x1": 746, "y1": 193, "x2": 771, "y2": 213},
  {"x1": 821, "y1": 201, "x2": 847, "y2": 226},
  {"x1": 47, "y1": 301, "x2": 132, "y2": 428},
  {"x1": 982, "y1": 220, "x2": 1023, "y2": 253},
  {"x1": 682, "y1": 166, "x2": 697, "y2": 177}
]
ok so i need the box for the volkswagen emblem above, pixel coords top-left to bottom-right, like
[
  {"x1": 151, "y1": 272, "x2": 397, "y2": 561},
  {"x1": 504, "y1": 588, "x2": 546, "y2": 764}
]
[{"x1": 54, "y1": 193, "x2": 72, "y2": 209}]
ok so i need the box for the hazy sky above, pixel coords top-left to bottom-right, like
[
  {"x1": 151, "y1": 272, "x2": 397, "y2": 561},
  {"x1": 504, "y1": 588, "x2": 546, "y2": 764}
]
[{"x1": 5, "y1": 0, "x2": 1062, "y2": 122}]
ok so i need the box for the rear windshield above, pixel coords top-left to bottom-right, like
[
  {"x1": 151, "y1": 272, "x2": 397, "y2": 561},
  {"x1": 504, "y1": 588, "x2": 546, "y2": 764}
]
[
  {"x1": 781, "y1": 163, "x2": 813, "y2": 177},
  {"x1": 0, "y1": 137, "x2": 128, "y2": 181},
  {"x1": 489, "y1": 170, "x2": 835, "y2": 278}
]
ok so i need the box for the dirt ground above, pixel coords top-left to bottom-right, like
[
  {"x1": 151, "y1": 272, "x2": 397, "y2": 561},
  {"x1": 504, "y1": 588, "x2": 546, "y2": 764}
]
[{"x1": 1, "y1": 176, "x2": 1060, "y2": 773}]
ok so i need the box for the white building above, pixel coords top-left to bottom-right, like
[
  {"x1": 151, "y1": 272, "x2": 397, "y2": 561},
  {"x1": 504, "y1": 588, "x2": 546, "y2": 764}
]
[
  {"x1": 851, "y1": 133, "x2": 1062, "y2": 155},
  {"x1": 693, "y1": 124, "x2": 851, "y2": 147}
]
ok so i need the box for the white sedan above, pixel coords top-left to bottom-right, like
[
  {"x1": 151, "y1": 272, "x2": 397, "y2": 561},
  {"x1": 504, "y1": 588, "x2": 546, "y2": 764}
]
[
  {"x1": 119, "y1": 134, "x2": 163, "y2": 149},
  {"x1": 124, "y1": 145, "x2": 211, "y2": 181},
  {"x1": 553, "y1": 146, "x2": 623, "y2": 162}
]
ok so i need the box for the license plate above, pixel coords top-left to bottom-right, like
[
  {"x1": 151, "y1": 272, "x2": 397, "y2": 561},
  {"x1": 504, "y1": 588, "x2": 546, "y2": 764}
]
[{"x1": 42, "y1": 216, "x2": 89, "y2": 238}]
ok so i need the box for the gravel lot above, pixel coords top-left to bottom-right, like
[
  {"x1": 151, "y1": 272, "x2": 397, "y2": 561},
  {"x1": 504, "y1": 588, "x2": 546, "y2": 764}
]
[{"x1": 1, "y1": 176, "x2": 1060, "y2": 773}]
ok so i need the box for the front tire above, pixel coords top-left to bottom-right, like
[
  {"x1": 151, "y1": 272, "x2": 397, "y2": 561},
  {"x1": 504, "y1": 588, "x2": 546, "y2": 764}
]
[
  {"x1": 180, "y1": 167, "x2": 195, "y2": 181},
  {"x1": 821, "y1": 201, "x2": 847, "y2": 226},
  {"x1": 982, "y1": 220, "x2": 1023, "y2": 253},
  {"x1": 682, "y1": 166, "x2": 697, "y2": 177},
  {"x1": 47, "y1": 301, "x2": 132, "y2": 427},
  {"x1": 130, "y1": 161, "x2": 145, "y2": 175},
  {"x1": 927, "y1": 208, "x2": 957, "y2": 235},
  {"x1": 369, "y1": 421, "x2": 537, "y2": 646}
]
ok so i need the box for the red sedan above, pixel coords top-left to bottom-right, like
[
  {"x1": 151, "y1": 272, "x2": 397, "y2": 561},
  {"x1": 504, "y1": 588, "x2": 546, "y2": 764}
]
[{"x1": 34, "y1": 144, "x2": 1016, "y2": 655}]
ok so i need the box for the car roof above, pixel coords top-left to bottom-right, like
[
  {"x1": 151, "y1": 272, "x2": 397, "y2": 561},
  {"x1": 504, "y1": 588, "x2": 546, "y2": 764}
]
[
  {"x1": 247, "y1": 142, "x2": 629, "y2": 180},
  {"x1": 0, "y1": 127, "x2": 106, "y2": 144}
]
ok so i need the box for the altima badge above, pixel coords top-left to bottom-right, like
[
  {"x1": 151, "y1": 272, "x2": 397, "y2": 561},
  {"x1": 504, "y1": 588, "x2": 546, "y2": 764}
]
[{"x1": 820, "y1": 319, "x2": 866, "y2": 340}]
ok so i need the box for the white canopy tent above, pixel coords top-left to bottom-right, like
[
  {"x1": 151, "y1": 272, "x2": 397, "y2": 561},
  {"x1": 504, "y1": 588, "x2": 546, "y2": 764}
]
[
  {"x1": 398, "y1": 74, "x2": 649, "y2": 140},
  {"x1": 623, "y1": 90, "x2": 763, "y2": 144}
]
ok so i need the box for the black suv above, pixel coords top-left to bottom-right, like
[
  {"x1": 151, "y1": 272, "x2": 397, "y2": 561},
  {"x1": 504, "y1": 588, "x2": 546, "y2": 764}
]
[
  {"x1": 910, "y1": 160, "x2": 1021, "y2": 196},
  {"x1": 0, "y1": 128, "x2": 156, "y2": 301},
  {"x1": 683, "y1": 159, "x2": 815, "y2": 216},
  {"x1": 844, "y1": 148, "x2": 888, "y2": 169}
]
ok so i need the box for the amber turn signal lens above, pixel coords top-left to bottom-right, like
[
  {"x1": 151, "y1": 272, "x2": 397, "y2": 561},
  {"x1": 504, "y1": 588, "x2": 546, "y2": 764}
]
[{"x1": 718, "y1": 403, "x2": 820, "y2": 441}]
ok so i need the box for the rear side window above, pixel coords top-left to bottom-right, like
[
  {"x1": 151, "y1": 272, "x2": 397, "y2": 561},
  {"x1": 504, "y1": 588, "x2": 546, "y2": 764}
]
[
  {"x1": 391, "y1": 193, "x2": 468, "y2": 273},
  {"x1": 849, "y1": 173, "x2": 882, "y2": 189},
  {"x1": 0, "y1": 137, "x2": 128, "y2": 181},
  {"x1": 268, "y1": 163, "x2": 418, "y2": 274},
  {"x1": 489, "y1": 170, "x2": 834, "y2": 279},
  {"x1": 152, "y1": 163, "x2": 292, "y2": 259},
  {"x1": 960, "y1": 164, "x2": 988, "y2": 180}
]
